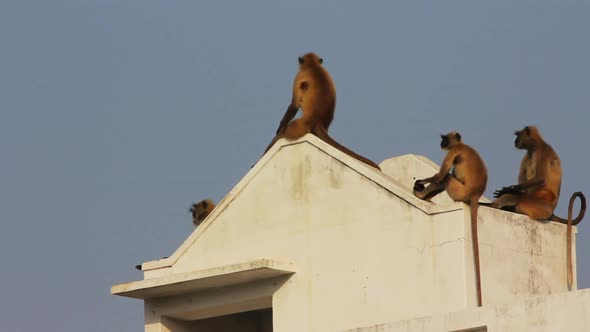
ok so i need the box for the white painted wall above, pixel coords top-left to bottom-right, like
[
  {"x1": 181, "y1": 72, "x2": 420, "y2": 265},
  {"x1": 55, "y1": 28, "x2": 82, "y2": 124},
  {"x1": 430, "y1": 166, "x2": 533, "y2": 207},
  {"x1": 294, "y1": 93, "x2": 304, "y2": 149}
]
[
  {"x1": 114, "y1": 135, "x2": 580, "y2": 332},
  {"x1": 345, "y1": 288, "x2": 590, "y2": 332}
]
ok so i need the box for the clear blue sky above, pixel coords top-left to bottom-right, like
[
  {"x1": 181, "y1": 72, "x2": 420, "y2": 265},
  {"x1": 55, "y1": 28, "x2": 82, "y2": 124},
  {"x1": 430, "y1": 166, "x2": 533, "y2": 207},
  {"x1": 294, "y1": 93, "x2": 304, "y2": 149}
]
[{"x1": 1, "y1": 1, "x2": 589, "y2": 331}]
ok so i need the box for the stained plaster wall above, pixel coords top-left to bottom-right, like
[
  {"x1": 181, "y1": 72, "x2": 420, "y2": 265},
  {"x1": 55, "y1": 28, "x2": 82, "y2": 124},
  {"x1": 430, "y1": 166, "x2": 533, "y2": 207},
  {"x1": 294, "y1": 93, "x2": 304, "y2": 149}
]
[{"x1": 136, "y1": 137, "x2": 576, "y2": 332}]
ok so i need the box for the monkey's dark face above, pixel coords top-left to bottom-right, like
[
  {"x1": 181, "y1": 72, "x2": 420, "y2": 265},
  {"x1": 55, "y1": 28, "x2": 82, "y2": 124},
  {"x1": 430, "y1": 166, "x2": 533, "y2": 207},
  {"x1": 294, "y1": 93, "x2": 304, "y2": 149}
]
[
  {"x1": 440, "y1": 135, "x2": 450, "y2": 149},
  {"x1": 514, "y1": 126, "x2": 532, "y2": 149},
  {"x1": 189, "y1": 204, "x2": 199, "y2": 225},
  {"x1": 190, "y1": 200, "x2": 211, "y2": 226},
  {"x1": 440, "y1": 131, "x2": 461, "y2": 150}
]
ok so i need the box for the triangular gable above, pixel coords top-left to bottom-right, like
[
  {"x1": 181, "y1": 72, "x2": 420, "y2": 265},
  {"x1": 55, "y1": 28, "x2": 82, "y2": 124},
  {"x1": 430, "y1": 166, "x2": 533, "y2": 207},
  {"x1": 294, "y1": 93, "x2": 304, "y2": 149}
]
[{"x1": 141, "y1": 134, "x2": 464, "y2": 272}]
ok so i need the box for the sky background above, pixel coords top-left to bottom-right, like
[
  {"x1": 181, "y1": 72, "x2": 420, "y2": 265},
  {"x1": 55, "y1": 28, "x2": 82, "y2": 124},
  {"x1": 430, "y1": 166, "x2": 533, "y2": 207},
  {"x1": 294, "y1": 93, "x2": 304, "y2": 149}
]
[{"x1": 1, "y1": 1, "x2": 589, "y2": 331}]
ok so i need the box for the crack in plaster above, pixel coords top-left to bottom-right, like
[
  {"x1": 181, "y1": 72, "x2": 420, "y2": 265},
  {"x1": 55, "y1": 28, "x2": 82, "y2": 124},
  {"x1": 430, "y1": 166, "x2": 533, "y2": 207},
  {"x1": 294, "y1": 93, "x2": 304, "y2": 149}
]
[
  {"x1": 410, "y1": 238, "x2": 556, "y2": 258},
  {"x1": 411, "y1": 237, "x2": 465, "y2": 254}
]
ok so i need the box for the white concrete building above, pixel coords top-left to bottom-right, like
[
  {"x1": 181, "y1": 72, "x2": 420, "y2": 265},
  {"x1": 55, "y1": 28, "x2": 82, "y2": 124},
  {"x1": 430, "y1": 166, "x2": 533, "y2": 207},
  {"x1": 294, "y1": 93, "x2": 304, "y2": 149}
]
[{"x1": 112, "y1": 134, "x2": 589, "y2": 331}]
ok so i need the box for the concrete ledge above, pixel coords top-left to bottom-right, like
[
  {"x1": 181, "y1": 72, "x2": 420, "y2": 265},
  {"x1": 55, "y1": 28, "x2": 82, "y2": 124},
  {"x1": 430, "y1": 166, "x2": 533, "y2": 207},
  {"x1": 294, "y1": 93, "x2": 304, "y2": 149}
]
[
  {"x1": 111, "y1": 259, "x2": 295, "y2": 299},
  {"x1": 343, "y1": 288, "x2": 590, "y2": 332}
]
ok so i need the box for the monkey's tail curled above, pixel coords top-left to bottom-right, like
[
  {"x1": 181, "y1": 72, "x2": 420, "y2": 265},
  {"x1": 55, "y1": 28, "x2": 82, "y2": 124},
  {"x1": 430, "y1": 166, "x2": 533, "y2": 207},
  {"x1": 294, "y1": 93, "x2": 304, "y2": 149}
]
[
  {"x1": 562, "y1": 193, "x2": 582, "y2": 291},
  {"x1": 567, "y1": 194, "x2": 574, "y2": 290},
  {"x1": 550, "y1": 192, "x2": 586, "y2": 226}
]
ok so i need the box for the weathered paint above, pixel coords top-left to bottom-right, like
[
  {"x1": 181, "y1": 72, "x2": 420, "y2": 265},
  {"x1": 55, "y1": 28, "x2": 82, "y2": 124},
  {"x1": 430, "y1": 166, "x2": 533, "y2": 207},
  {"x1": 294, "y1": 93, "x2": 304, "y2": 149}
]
[{"x1": 112, "y1": 134, "x2": 581, "y2": 332}]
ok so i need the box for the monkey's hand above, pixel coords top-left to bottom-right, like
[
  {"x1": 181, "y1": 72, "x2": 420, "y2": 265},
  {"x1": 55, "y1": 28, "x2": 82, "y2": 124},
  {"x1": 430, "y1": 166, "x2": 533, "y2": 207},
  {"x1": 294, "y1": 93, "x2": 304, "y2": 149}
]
[{"x1": 493, "y1": 185, "x2": 524, "y2": 198}]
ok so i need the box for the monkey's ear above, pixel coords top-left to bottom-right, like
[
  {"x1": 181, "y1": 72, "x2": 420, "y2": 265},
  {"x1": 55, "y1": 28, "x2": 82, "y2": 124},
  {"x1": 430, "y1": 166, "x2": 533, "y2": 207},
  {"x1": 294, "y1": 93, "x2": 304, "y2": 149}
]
[
  {"x1": 455, "y1": 132, "x2": 462, "y2": 141},
  {"x1": 298, "y1": 56, "x2": 304, "y2": 64},
  {"x1": 319, "y1": 58, "x2": 323, "y2": 64}
]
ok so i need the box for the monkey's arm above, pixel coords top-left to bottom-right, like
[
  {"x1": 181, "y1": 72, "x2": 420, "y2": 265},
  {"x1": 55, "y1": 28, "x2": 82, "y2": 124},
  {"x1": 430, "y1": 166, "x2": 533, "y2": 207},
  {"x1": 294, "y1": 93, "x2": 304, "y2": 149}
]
[
  {"x1": 514, "y1": 153, "x2": 562, "y2": 192},
  {"x1": 493, "y1": 179, "x2": 545, "y2": 198},
  {"x1": 495, "y1": 157, "x2": 545, "y2": 198},
  {"x1": 415, "y1": 152, "x2": 456, "y2": 185},
  {"x1": 277, "y1": 74, "x2": 306, "y2": 135},
  {"x1": 276, "y1": 104, "x2": 299, "y2": 135},
  {"x1": 518, "y1": 159, "x2": 527, "y2": 185},
  {"x1": 512, "y1": 178, "x2": 545, "y2": 191},
  {"x1": 434, "y1": 150, "x2": 458, "y2": 183},
  {"x1": 415, "y1": 175, "x2": 438, "y2": 185},
  {"x1": 493, "y1": 186, "x2": 525, "y2": 198}
]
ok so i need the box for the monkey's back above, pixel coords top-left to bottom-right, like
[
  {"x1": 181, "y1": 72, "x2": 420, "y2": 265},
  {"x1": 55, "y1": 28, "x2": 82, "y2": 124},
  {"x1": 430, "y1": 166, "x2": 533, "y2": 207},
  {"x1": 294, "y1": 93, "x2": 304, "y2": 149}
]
[
  {"x1": 453, "y1": 144, "x2": 488, "y2": 196},
  {"x1": 523, "y1": 142, "x2": 562, "y2": 208},
  {"x1": 299, "y1": 66, "x2": 336, "y2": 129}
]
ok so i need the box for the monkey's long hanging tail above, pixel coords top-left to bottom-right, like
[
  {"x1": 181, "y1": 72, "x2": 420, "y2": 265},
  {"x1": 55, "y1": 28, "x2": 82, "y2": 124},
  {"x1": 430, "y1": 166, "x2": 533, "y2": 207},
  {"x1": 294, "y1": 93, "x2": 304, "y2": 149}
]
[
  {"x1": 549, "y1": 192, "x2": 585, "y2": 291},
  {"x1": 564, "y1": 193, "x2": 583, "y2": 291},
  {"x1": 470, "y1": 200, "x2": 483, "y2": 307},
  {"x1": 484, "y1": 192, "x2": 584, "y2": 291}
]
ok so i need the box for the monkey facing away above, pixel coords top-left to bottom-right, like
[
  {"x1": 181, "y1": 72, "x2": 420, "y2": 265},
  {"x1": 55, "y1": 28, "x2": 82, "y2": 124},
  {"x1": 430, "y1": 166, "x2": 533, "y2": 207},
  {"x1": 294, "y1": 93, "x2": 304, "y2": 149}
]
[
  {"x1": 274, "y1": 52, "x2": 335, "y2": 138},
  {"x1": 489, "y1": 126, "x2": 586, "y2": 290},
  {"x1": 263, "y1": 52, "x2": 381, "y2": 170},
  {"x1": 190, "y1": 199, "x2": 216, "y2": 227},
  {"x1": 413, "y1": 131, "x2": 487, "y2": 307}
]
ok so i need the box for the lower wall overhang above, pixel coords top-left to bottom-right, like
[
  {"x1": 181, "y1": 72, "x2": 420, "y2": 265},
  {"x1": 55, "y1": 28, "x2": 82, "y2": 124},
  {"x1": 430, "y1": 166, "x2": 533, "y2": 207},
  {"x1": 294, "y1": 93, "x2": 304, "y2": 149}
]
[{"x1": 111, "y1": 259, "x2": 295, "y2": 299}]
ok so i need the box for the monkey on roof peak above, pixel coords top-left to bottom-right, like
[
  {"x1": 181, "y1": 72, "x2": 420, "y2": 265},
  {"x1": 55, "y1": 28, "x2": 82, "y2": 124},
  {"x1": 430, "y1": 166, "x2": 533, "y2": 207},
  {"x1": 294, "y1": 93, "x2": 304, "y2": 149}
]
[{"x1": 263, "y1": 52, "x2": 380, "y2": 170}]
